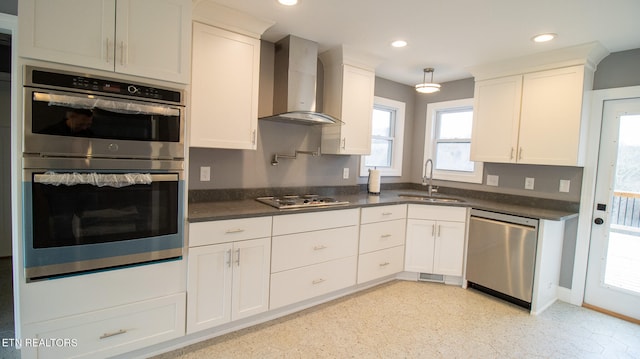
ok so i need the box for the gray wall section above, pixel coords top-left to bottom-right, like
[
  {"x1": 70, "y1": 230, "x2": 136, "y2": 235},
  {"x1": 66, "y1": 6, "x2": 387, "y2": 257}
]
[
  {"x1": 0, "y1": 0, "x2": 17, "y2": 15},
  {"x1": 593, "y1": 48, "x2": 640, "y2": 90}
]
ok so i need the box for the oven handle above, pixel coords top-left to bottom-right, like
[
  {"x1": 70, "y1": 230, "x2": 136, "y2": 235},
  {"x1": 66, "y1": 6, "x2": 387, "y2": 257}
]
[
  {"x1": 33, "y1": 172, "x2": 178, "y2": 187},
  {"x1": 33, "y1": 92, "x2": 180, "y2": 117}
]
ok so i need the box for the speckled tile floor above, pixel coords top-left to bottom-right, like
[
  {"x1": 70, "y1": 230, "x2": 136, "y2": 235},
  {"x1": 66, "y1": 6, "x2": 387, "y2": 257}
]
[{"x1": 153, "y1": 280, "x2": 640, "y2": 359}]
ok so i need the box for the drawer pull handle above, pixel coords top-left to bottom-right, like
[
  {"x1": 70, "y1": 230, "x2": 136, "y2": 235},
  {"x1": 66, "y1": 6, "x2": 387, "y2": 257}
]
[
  {"x1": 235, "y1": 249, "x2": 241, "y2": 266},
  {"x1": 432, "y1": 224, "x2": 435, "y2": 237},
  {"x1": 226, "y1": 249, "x2": 232, "y2": 268},
  {"x1": 382, "y1": 212, "x2": 393, "y2": 216},
  {"x1": 380, "y1": 234, "x2": 392, "y2": 238},
  {"x1": 225, "y1": 228, "x2": 245, "y2": 234},
  {"x1": 313, "y1": 245, "x2": 327, "y2": 250},
  {"x1": 379, "y1": 262, "x2": 390, "y2": 267},
  {"x1": 312, "y1": 278, "x2": 326, "y2": 285},
  {"x1": 100, "y1": 329, "x2": 127, "y2": 340}
]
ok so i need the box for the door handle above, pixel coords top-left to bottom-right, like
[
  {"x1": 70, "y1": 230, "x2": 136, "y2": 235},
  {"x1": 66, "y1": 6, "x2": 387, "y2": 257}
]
[{"x1": 594, "y1": 218, "x2": 604, "y2": 225}]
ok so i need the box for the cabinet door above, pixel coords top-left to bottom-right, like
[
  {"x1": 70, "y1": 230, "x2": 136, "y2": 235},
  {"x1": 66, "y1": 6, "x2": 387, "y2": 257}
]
[
  {"x1": 186, "y1": 243, "x2": 233, "y2": 333},
  {"x1": 404, "y1": 219, "x2": 436, "y2": 273},
  {"x1": 433, "y1": 221, "x2": 466, "y2": 276},
  {"x1": 190, "y1": 22, "x2": 260, "y2": 149},
  {"x1": 340, "y1": 64, "x2": 374, "y2": 154},
  {"x1": 321, "y1": 64, "x2": 374, "y2": 155},
  {"x1": 231, "y1": 238, "x2": 271, "y2": 321},
  {"x1": 18, "y1": 0, "x2": 116, "y2": 71},
  {"x1": 115, "y1": 0, "x2": 191, "y2": 83},
  {"x1": 470, "y1": 75, "x2": 522, "y2": 163},
  {"x1": 518, "y1": 66, "x2": 585, "y2": 165}
]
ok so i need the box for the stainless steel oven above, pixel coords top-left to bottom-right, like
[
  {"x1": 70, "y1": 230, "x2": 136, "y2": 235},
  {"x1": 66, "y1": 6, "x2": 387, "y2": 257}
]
[
  {"x1": 23, "y1": 66, "x2": 184, "y2": 160},
  {"x1": 23, "y1": 157, "x2": 184, "y2": 281},
  {"x1": 21, "y1": 66, "x2": 187, "y2": 281}
]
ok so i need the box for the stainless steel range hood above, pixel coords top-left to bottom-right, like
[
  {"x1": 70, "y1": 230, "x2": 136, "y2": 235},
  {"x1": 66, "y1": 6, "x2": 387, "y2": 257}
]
[{"x1": 259, "y1": 35, "x2": 341, "y2": 125}]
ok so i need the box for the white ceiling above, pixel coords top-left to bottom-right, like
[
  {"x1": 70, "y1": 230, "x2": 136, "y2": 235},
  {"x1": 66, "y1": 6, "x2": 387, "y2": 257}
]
[{"x1": 206, "y1": 0, "x2": 640, "y2": 86}]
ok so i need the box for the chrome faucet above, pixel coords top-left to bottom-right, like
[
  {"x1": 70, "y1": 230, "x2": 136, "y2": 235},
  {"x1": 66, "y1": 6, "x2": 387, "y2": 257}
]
[{"x1": 422, "y1": 159, "x2": 435, "y2": 197}]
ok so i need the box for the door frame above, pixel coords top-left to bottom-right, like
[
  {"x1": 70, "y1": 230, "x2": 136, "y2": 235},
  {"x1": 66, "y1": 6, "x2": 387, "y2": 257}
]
[
  {"x1": 0, "y1": 12, "x2": 20, "y2": 338},
  {"x1": 568, "y1": 85, "x2": 640, "y2": 306}
]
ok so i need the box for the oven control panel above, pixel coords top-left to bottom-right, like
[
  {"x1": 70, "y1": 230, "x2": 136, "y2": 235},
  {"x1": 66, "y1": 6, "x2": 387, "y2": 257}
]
[{"x1": 28, "y1": 68, "x2": 182, "y2": 104}]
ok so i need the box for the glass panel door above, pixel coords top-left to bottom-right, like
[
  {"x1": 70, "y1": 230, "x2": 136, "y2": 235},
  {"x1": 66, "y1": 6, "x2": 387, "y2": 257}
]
[{"x1": 585, "y1": 97, "x2": 640, "y2": 320}]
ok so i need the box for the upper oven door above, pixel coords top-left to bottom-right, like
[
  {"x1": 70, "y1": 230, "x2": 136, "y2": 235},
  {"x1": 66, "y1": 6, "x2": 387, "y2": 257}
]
[{"x1": 24, "y1": 88, "x2": 184, "y2": 160}]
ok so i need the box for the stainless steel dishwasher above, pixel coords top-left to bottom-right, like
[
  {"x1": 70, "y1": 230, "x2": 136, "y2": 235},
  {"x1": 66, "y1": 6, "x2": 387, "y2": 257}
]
[{"x1": 466, "y1": 209, "x2": 538, "y2": 309}]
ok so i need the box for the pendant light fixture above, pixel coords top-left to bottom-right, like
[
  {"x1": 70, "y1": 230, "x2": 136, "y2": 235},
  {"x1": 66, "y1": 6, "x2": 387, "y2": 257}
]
[{"x1": 415, "y1": 67, "x2": 441, "y2": 94}]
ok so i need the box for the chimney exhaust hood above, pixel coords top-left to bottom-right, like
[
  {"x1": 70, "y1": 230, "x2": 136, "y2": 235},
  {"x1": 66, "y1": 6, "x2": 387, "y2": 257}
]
[{"x1": 259, "y1": 35, "x2": 341, "y2": 125}]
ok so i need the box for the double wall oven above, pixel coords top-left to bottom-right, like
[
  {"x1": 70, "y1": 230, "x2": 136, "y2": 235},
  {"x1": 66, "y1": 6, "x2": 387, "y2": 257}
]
[{"x1": 22, "y1": 66, "x2": 185, "y2": 281}]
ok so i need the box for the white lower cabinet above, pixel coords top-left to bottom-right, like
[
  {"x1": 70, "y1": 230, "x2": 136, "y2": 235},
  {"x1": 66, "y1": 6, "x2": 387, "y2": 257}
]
[
  {"x1": 357, "y1": 205, "x2": 407, "y2": 284},
  {"x1": 186, "y1": 237, "x2": 271, "y2": 333},
  {"x1": 21, "y1": 293, "x2": 185, "y2": 359},
  {"x1": 357, "y1": 246, "x2": 405, "y2": 284},
  {"x1": 270, "y1": 256, "x2": 358, "y2": 309},
  {"x1": 187, "y1": 218, "x2": 271, "y2": 334},
  {"x1": 405, "y1": 205, "x2": 467, "y2": 277},
  {"x1": 270, "y1": 209, "x2": 359, "y2": 309}
]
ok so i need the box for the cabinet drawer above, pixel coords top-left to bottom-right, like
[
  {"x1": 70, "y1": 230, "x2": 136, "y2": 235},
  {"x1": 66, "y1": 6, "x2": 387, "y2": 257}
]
[
  {"x1": 359, "y1": 219, "x2": 406, "y2": 254},
  {"x1": 357, "y1": 246, "x2": 405, "y2": 284},
  {"x1": 360, "y1": 204, "x2": 406, "y2": 224},
  {"x1": 189, "y1": 217, "x2": 272, "y2": 247},
  {"x1": 408, "y1": 204, "x2": 467, "y2": 222},
  {"x1": 22, "y1": 293, "x2": 186, "y2": 359},
  {"x1": 270, "y1": 256, "x2": 357, "y2": 309},
  {"x1": 272, "y1": 209, "x2": 359, "y2": 236},
  {"x1": 271, "y1": 226, "x2": 358, "y2": 273}
]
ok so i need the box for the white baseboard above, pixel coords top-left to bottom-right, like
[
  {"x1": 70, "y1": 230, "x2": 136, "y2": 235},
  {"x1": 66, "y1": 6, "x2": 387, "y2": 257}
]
[{"x1": 557, "y1": 286, "x2": 573, "y2": 304}]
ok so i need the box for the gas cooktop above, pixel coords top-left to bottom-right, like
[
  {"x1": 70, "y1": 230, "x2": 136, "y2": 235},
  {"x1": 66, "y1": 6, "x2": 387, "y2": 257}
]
[{"x1": 256, "y1": 195, "x2": 349, "y2": 209}]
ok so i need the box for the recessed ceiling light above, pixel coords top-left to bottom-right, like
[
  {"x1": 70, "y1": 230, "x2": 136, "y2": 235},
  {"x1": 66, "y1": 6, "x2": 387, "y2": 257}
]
[
  {"x1": 532, "y1": 33, "x2": 557, "y2": 43},
  {"x1": 391, "y1": 40, "x2": 407, "y2": 48},
  {"x1": 278, "y1": 0, "x2": 298, "y2": 5}
]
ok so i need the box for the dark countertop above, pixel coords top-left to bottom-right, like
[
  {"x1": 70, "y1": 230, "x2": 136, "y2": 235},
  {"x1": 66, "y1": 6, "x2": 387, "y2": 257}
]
[{"x1": 188, "y1": 189, "x2": 579, "y2": 223}]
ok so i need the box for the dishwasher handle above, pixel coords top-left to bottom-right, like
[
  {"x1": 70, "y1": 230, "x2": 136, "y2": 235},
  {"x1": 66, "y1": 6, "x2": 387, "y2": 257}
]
[
  {"x1": 470, "y1": 209, "x2": 538, "y2": 229},
  {"x1": 470, "y1": 216, "x2": 538, "y2": 233}
]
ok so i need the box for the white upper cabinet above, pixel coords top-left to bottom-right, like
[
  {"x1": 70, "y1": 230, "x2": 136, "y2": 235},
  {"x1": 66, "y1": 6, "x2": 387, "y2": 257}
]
[
  {"x1": 470, "y1": 75, "x2": 522, "y2": 163},
  {"x1": 320, "y1": 47, "x2": 377, "y2": 155},
  {"x1": 190, "y1": 22, "x2": 260, "y2": 149},
  {"x1": 469, "y1": 43, "x2": 609, "y2": 166},
  {"x1": 471, "y1": 66, "x2": 587, "y2": 166},
  {"x1": 114, "y1": 0, "x2": 191, "y2": 83},
  {"x1": 18, "y1": 0, "x2": 191, "y2": 83},
  {"x1": 518, "y1": 66, "x2": 586, "y2": 165}
]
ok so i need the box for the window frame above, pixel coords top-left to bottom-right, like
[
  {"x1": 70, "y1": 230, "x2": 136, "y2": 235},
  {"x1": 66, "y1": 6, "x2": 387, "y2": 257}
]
[
  {"x1": 424, "y1": 98, "x2": 483, "y2": 183},
  {"x1": 360, "y1": 96, "x2": 405, "y2": 177}
]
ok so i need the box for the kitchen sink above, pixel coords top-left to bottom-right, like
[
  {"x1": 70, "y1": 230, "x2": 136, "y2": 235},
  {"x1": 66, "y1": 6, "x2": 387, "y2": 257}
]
[{"x1": 397, "y1": 194, "x2": 465, "y2": 203}]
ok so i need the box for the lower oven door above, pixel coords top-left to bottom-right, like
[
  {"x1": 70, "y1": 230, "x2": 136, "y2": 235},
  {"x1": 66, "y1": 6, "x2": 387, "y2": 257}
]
[{"x1": 23, "y1": 158, "x2": 184, "y2": 281}]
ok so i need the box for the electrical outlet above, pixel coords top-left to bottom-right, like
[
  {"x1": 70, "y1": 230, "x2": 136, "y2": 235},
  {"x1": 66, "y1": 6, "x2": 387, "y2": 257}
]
[
  {"x1": 525, "y1": 177, "x2": 535, "y2": 190},
  {"x1": 487, "y1": 175, "x2": 499, "y2": 186},
  {"x1": 200, "y1": 166, "x2": 211, "y2": 182},
  {"x1": 343, "y1": 168, "x2": 349, "y2": 179},
  {"x1": 559, "y1": 179, "x2": 571, "y2": 193}
]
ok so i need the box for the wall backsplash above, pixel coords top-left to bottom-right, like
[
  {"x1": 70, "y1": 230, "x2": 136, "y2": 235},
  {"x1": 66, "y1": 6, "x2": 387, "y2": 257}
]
[{"x1": 188, "y1": 120, "x2": 358, "y2": 190}]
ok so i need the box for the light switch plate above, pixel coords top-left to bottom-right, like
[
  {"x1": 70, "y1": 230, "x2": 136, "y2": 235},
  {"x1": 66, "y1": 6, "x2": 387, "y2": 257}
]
[
  {"x1": 525, "y1": 177, "x2": 535, "y2": 190},
  {"x1": 559, "y1": 179, "x2": 571, "y2": 193},
  {"x1": 343, "y1": 168, "x2": 349, "y2": 179},
  {"x1": 200, "y1": 166, "x2": 211, "y2": 182},
  {"x1": 487, "y1": 175, "x2": 499, "y2": 186}
]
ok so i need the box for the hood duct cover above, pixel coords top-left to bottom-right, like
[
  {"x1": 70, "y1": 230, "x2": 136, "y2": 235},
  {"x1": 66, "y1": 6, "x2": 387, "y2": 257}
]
[{"x1": 260, "y1": 35, "x2": 340, "y2": 125}]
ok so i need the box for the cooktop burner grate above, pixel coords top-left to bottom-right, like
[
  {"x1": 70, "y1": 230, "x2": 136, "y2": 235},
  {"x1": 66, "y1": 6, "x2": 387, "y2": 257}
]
[{"x1": 256, "y1": 194, "x2": 349, "y2": 209}]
